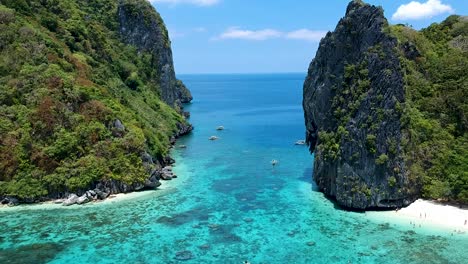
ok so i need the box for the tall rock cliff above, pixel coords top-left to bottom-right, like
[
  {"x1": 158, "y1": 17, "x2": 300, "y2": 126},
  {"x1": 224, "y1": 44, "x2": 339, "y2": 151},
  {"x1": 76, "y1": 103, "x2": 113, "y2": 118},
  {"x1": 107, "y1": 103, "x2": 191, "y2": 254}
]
[
  {"x1": 303, "y1": 1, "x2": 418, "y2": 209},
  {"x1": 118, "y1": 0, "x2": 192, "y2": 107}
]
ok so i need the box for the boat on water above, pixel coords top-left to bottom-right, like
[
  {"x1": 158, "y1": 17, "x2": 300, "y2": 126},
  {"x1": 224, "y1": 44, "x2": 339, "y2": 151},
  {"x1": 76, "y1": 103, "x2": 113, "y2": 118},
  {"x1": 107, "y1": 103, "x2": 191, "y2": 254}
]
[
  {"x1": 209, "y1": 136, "x2": 219, "y2": 141},
  {"x1": 216, "y1": 126, "x2": 225, "y2": 131},
  {"x1": 295, "y1": 140, "x2": 306, "y2": 145},
  {"x1": 271, "y1": 160, "x2": 279, "y2": 166}
]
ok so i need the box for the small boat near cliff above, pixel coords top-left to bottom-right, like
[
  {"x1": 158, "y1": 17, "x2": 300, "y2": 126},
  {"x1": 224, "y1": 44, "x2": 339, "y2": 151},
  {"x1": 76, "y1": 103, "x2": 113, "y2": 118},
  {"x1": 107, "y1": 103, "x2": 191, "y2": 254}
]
[{"x1": 295, "y1": 140, "x2": 306, "y2": 145}]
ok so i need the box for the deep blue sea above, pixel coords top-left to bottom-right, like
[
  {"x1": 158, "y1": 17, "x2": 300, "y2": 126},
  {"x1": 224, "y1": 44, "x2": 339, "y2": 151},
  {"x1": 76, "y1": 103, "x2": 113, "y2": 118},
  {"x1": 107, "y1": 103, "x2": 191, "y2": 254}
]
[{"x1": 1, "y1": 74, "x2": 467, "y2": 264}]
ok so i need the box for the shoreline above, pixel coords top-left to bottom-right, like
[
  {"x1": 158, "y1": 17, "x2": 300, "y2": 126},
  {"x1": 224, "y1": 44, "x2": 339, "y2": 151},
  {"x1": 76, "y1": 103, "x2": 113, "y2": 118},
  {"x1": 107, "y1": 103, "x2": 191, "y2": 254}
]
[
  {"x1": 0, "y1": 122, "x2": 192, "y2": 210},
  {"x1": 0, "y1": 177, "x2": 182, "y2": 212},
  {"x1": 366, "y1": 199, "x2": 468, "y2": 234},
  {"x1": 0, "y1": 150, "x2": 188, "y2": 212}
]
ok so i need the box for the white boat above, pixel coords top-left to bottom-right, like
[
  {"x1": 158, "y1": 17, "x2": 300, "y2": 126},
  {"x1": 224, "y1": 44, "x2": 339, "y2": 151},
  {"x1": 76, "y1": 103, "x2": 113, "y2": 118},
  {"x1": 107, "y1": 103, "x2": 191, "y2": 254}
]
[
  {"x1": 295, "y1": 140, "x2": 306, "y2": 145},
  {"x1": 209, "y1": 136, "x2": 219, "y2": 141},
  {"x1": 271, "y1": 159, "x2": 279, "y2": 166},
  {"x1": 216, "y1": 126, "x2": 225, "y2": 131}
]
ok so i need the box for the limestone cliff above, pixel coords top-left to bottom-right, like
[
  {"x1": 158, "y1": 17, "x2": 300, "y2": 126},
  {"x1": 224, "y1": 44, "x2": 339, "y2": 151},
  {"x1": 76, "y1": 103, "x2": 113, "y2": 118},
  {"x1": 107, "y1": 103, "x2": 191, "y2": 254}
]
[
  {"x1": 118, "y1": 0, "x2": 192, "y2": 107},
  {"x1": 303, "y1": 1, "x2": 418, "y2": 209}
]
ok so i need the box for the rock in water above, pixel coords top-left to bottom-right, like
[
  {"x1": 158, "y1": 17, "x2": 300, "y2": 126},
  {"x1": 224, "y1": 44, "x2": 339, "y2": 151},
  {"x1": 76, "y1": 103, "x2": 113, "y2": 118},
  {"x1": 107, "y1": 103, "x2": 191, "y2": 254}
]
[
  {"x1": 174, "y1": 250, "x2": 193, "y2": 261},
  {"x1": 302, "y1": 0, "x2": 418, "y2": 209}
]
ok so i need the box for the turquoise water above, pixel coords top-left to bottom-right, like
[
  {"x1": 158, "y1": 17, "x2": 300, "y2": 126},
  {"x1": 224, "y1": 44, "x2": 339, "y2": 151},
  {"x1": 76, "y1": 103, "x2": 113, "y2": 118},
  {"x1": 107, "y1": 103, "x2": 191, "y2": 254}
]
[{"x1": 1, "y1": 73, "x2": 467, "y2": 264}]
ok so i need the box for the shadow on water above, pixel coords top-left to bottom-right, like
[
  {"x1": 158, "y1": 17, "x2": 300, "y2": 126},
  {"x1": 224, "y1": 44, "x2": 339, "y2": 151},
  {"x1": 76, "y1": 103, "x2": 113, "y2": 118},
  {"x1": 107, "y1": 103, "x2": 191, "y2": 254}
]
[
  {"x1": 300, "y1": 167, "x2": 320, "y2": 192},
  {"x1": 0, "y1": 242, "x2": 64, "y2": 264},
  {"x1": 301, "y1": 167, "x2": 368, "y2": 213},
  {"x1": 156, "y1": 207, "x2": 213, "y2": 227},
  {"x1": 208, "y1": 224, "x2": 243, "y2": 244}
]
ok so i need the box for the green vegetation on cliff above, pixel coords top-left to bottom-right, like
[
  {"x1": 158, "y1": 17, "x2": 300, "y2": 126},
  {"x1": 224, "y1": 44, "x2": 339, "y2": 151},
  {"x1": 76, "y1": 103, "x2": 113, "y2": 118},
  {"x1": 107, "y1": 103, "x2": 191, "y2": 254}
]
[
  {"x1": 390, "y1": 16, "x2": 468, "y2": 203},
  {"x1": 303, "y1": 1, "x2": 467, "y2": 208},
  {"x1": 0, "y1": 0, "x2": 187, "y2": 199}
]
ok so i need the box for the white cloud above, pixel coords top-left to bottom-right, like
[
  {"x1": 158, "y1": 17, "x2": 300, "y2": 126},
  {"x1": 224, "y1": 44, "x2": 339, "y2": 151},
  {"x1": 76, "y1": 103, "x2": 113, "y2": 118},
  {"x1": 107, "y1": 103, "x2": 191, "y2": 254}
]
[
  {"x1": 194, "y1": 27, "x2": 207, "y2": 32},
  {"x1": 167, "y1": 27, "x2": 208, "y2": 39},
  {"x1": 392, "y1": 0, "x2": 454, "y2": 20},
  {"x1": 213, "y1": 27, "x2": 326, "y2": 42},
  {"x1": 151, "y1": 0, "x2": 219, "y2": 7},
  {"x1": 216, "y1": 27, "x2": 283, "y2": 41},
  {"x1": 285, "y1": 29, "x2": 327, "y2": 42}
]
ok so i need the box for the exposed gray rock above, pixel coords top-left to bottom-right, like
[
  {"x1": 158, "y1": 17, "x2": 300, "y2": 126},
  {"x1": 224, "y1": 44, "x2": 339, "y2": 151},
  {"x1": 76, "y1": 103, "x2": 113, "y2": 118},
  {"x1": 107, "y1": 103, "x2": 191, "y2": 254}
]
[
  {"x1": 175, "y1": 123, "x2": 193, "y2": 138},
  {"x1": 94, "y1": 189, "x2": 110, "y2": 200},
  {"x1": 303, "y1": 0, "x2": 418, "y2": 209},
  {"x1": 118, "y1": 0, "x2": 192, "y2": 107},
  {"x1": 0, "y1": 197, "x2": 19, "y2": 206},
  {"x1": 111, "y1": 119, "x2": 126, "y2": 137},
  {"x1": 163, "y1": 156, "x2": 176, "y2": 165},
  {"x1": 85, "y1": 191, "x2": 96, "y2": 200},
  {"x1": 160, "y1": 172, "x2": 173, "y2": 181},
  {"x1": 63, "y1": 194, "x2": 79, "y2": 206},
  {"x1": 144, "y1": 179, "x2": 161, "y2": 189},
  {"x1": 76, "y1": 195, "x2": 89, "y2": 205},
  {"x1": 176, "y1": 80, "x2": 193, "y2": 104},
  {"x1": 134, "y1": 183, "x2": 145, "y2": 191},
  {"x1": 141, "y1": 152, "x2": 153, "y2": 164}
]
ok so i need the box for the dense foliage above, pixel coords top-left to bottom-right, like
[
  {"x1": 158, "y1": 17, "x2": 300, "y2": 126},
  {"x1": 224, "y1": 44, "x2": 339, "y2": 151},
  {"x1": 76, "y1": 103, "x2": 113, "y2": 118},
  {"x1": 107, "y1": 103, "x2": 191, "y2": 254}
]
[
  {"x1": 390, "y1": 16, "x2": 468, "y2": 203},
  {"x1": 0, "y1": 0, "x2": 186, "y2": 199}
]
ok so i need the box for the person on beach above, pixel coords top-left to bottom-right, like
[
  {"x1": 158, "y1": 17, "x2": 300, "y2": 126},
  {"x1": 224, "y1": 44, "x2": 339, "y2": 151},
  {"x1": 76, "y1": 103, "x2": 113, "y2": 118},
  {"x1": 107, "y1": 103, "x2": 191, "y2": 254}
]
[{"x1": 465, "y1": 219, "x2": 467, "y2": 226}]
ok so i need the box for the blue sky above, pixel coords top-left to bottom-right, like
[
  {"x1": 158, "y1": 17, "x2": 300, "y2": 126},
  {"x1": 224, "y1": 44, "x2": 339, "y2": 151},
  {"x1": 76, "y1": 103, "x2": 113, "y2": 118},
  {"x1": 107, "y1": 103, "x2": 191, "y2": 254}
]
[{"x1": 150, "y1": 0, "x2": 468, "y2": 74}]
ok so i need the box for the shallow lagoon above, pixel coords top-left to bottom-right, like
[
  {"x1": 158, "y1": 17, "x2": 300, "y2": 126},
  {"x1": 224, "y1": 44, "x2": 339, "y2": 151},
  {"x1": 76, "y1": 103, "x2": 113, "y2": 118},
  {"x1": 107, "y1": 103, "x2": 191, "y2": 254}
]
[{"x1": 1, "y1": 74, "x2": 467, "y2": 264}]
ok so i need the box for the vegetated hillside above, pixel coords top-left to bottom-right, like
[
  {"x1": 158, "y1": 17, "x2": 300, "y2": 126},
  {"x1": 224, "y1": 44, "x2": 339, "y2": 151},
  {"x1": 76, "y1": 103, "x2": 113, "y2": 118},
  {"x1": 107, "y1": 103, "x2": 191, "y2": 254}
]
[
  {"x1": 391, "y1": 15, "x2": 468, "y2": 203},
  {"x1": 303, "y1": 0, "x2": 467, "y2": 209},
  {"x1": 0, "y1": 0, "x2": 192, "y2": 201}
]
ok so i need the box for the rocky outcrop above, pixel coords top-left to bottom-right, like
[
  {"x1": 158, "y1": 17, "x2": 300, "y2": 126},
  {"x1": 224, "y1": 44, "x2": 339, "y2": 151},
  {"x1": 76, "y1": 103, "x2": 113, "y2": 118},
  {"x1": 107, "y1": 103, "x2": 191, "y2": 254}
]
[
  {"x1": 175, "y1": 80, "x2": 193, "y2": 104},
  {"x1": 117, "y1": 0, "x2": 192, "y2": 107},
  {"x1": 303, "y1": 0, "x2": 418, "y2": 209}
]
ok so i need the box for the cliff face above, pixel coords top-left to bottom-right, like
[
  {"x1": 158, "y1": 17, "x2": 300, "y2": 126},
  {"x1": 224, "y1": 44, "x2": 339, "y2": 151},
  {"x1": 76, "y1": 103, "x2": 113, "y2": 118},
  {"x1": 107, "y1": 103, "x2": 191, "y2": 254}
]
[
  {"x1": 303, "y1": 1, "x2": 418, "y2": 209},
  {"x1": 118, "y1": 0, "x2": 192, "y2": 107}
]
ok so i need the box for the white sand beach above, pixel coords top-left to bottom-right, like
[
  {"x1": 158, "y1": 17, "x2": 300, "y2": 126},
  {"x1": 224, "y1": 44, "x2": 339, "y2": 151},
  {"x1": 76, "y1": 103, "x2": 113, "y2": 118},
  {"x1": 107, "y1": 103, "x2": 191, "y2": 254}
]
[
  {"x1": 368, "y1": 199, "x2": 468, "y2": 233},
  {"x1": 0, "y1": 163, "x2": 187, "y2": 212},
  {"x1": 0, "y1": 190, "x2": 159, "y2": 212}
]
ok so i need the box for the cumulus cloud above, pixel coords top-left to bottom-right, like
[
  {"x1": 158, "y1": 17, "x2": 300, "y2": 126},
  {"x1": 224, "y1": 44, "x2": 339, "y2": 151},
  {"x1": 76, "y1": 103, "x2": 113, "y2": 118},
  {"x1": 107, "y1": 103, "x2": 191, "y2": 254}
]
[
  {"x1": 216, "y1": 27, "x2": 283, "y2": 41},
  {"x1": 392, "y1": 0, "x2": 454, "y2": 20},
  {"x1": 214, "y1": 27, "x2": 326, "y2": 42},
  {"x1": 151, "y1": 0, "x2": 219, "y2": 7},
  {"x1": 285, "y1": 29, "x2": 327, "y2": 42}
]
